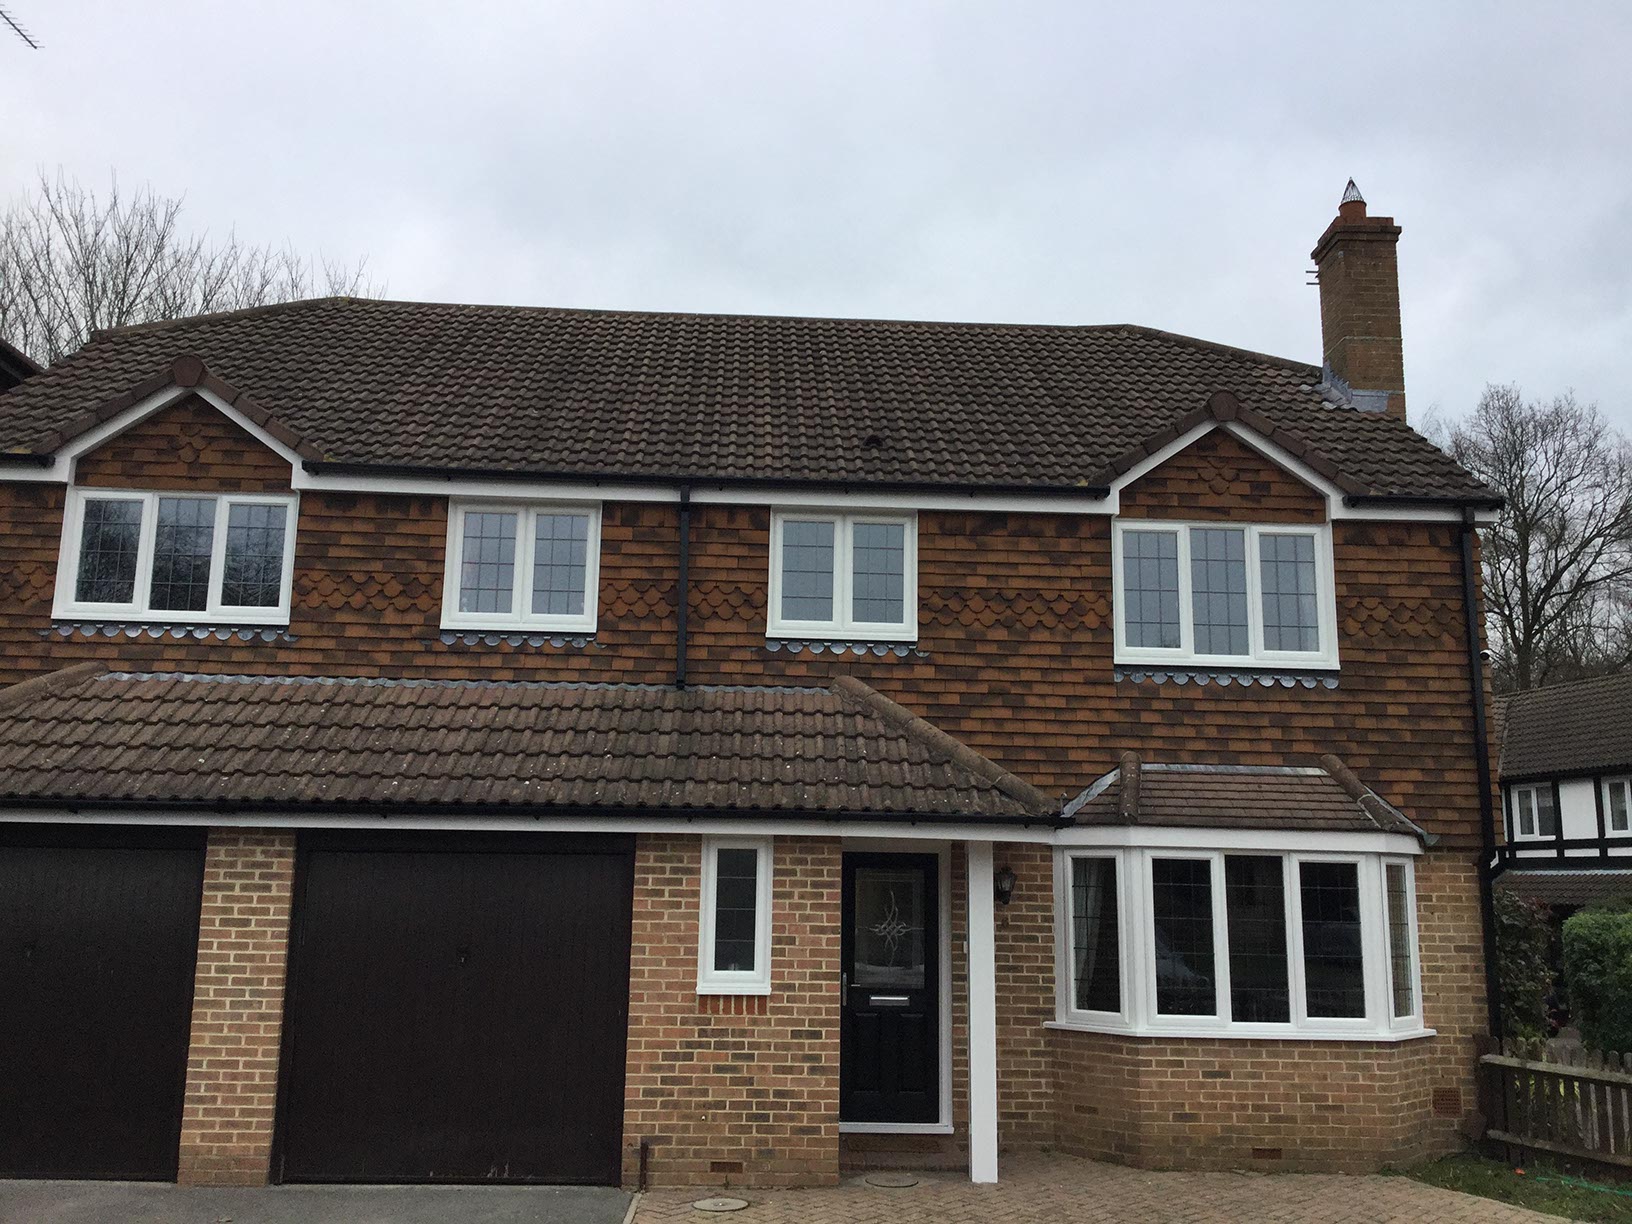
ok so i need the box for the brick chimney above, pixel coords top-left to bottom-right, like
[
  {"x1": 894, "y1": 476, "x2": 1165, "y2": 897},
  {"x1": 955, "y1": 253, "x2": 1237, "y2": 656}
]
[{"x1": 1311, "y1": 180, "x2": 1406, "y2": 419}]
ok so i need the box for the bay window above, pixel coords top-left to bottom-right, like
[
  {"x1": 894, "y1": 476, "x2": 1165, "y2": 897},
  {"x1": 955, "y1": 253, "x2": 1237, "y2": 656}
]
[
  {"x1": 1113, "y1": 521, "x2": 1337, "y2": 668},
  {"x1": 767, "y1": 510, "x2": 916, "y2": 640},
  {"x1": 442, "y1": 500, "x2": 600, "y2": 633},
  {"x1": 1054, "y1": 847, "x2": 1425, "y2": 1038},
  {"x1": 54, "y1": 488, "x2": 297, "y2": 624}
]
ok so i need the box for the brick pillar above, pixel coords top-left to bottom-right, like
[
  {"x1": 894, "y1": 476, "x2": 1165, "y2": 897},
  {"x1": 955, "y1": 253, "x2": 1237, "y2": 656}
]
[{"x1": 176, "y1": 828, "x2": 296, "y2": 1186}]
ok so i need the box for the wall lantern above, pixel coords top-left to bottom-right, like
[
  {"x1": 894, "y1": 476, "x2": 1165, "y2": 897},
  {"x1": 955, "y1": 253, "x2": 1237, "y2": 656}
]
[{"x1": 994, "y1": 865, "x2": 1017, "y2": 907}]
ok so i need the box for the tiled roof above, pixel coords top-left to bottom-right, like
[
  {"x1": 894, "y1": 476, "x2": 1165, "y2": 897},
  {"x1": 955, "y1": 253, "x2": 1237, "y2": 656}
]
[
  {"x1": 0, "y1": 297, "x2": 1490, "y2": 500},
  {"x1": 1496, "y1": 869, "x2": 1632, "y2": 907},
  {"x1": 0, "y1": 666, "x2": 1055, "y2": 822},
  {"x1": 1065, "y1": 754, "x2": 1424, "y2": 838},
  {"x1": 1500, "y1": 671, "x2": 1632, "y2": 780}
]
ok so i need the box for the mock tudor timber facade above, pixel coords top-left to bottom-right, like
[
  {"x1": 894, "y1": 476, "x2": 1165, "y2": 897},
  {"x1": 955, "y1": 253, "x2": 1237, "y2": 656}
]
[{"x1": 0, "y1": 185, "x2": 1503, "y2": 1188}]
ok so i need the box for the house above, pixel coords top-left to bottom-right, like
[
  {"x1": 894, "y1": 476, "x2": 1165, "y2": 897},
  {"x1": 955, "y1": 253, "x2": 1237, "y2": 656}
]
[
  {"x1": 1495, "y1": 672, "x2": 1632, "y2": 909},
  {"x1": 0, "y1": 335, "x2": 40, "y2": 392},
  {"x1": 0, "y1": 184, "x2": 1503, "y2": 1191}
]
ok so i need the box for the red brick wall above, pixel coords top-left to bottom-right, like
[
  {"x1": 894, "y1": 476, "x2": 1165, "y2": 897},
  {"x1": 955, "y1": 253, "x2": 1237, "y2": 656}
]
[
  {"x1": 622, "y1": 834, "x2": 842, "y2": 1189},
  {"x1": 1047, "y1": 849, "x2": 1484, "y2": 1172},
  {"x1": 176, "y1": 829, "x2": 295, "y2": 1186}
]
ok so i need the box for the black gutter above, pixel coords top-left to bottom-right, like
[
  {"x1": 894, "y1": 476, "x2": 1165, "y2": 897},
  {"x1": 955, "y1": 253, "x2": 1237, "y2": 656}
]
[
  {"x1": 300, "y1": 458, "x2": 1111, "y2": 501},
  {"x1": 0, "y1": 796, "x2": 1067, "y2": 828},
  {"x1": 0, "y1": 452, "x2": 55, "y2": 467},
  {"x1": 676, "y1": 485, "x2": 691, "y2": 689},
  {"x1": 1460, "y1": 507, "x2": 1504, "y2": 1039},
  {"x1": 1344, "y1": 492, "x2": 1505, "y2": 511}
]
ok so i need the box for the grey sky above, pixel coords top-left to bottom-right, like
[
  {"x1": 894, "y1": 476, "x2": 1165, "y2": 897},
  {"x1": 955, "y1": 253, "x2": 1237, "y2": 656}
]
[{"x1": 3, "y1": 1, "x2": 1629, "y2": 429}]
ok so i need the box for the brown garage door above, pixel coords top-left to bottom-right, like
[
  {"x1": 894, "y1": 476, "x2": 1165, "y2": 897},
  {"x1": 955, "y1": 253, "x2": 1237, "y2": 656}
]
[
  {"x1": 0, "y1": 824, "x2": 206, "y2": 1181},
  {"x1": 274, "y1": 831, "x2": 635, "y2": 1185}
]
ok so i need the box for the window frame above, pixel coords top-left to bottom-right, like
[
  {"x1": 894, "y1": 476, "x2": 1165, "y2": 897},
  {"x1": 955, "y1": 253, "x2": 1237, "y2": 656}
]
[
  {"x1": 1381, "y1": 857, "x2": 1423, "y2": 1031},
  {"x1": 1111, "y1": 520, "x2": 1339, "y2": 670},
  {"x1": 440, "y1": 498, "x2": 601, "y2": 633},
  {"x1": 697, "y1": 835, "x2": 775, "y2": 996},
  {"x1": 1052, "y1": 846, "x2": 1422, "y2": 1040},
  {"x1": 53, "y1": 487, "x2": 299, "y2": 626},
  {"x1": 1055, "y1": 850, "x2": 1133, "y2": 1027},
  {"x1": 766, "y1": 509, "x2": 918, "y2": 641},
  {"x1": 1602, "y1": 776, "x2": 1632, "y2": 836},
  {"x1": 1509, "y1": 782, "x2": 1558, "y2": 841}
]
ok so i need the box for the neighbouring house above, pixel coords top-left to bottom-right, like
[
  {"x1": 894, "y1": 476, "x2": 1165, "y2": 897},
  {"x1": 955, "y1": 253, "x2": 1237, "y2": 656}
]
[
  {"x1": 1494, "y1": 672, "x2": 1632, "y2": 910},
  {"x1": 0, "y1": 335, "x2": 41, "y2": 392},
  {"x1": 0, "y1": 183, "x2": 1504, "y2": 1191}
]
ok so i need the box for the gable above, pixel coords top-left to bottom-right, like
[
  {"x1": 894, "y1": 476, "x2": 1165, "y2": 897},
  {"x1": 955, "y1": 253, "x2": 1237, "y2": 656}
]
[
  {"x1": 74, "y1": 395, "x2": 292, "y2": 494},
  {"x1": 1116, "y1": 427, "x2": 1326, "y2": 523}
]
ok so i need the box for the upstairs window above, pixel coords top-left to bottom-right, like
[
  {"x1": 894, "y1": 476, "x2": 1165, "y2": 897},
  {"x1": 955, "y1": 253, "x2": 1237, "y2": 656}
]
[
  {"x1": 441, "y1": 501, "x2": 600, "y2": 633},
  {"x1": 1604, "y1": 778, "x2": 1631, "y2": 836},
  {"x1": 1510, "y1": 783, "x2": 1558, "y2": 840},
  {"x1": 1114, "y1": 521, "x2": 1337, "y2": 668},
  {"x1": 767, "y1": 511, "x2": 916, "y2": 640},
  {"x1": 54, "y1": 489, "x2": 297, "y2": 625}
]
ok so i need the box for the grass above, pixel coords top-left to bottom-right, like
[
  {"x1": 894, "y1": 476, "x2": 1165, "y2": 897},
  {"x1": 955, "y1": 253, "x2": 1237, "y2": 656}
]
[{"x1": 1396, "y1": 1150, "x2": 1632, "y2": 1222}]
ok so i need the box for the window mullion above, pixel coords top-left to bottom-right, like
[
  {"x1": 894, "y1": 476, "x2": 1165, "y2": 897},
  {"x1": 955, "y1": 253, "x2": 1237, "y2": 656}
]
[
  {"x1": 835, "y1": 515, "x2": 854, "y2": 634},
  {"x1": 1286, "y1": 854, "x2": 1310, "y2": 1026},
  {"x1": 133, "y1": 491, "x2": 159, "y2": 615},
  {"x1": 1359, "y1": 856, "x2": 1386, "y2": 1030},
  {"x1": 515, "y1": 507, "x2": 537, "y2": 624},
  {"x1": 1209, "y1": 852, "x2": 1231, "y2": 1025},
  {"x1": 1245, "y1": 526, "x2": 1266, "y2": 658},
  {"x1": 205, "y1": 497, "x2": 229, "y2": 617},
  {"x1": 1177, "y1": 527, "x2": 1195, "y2": 656}
]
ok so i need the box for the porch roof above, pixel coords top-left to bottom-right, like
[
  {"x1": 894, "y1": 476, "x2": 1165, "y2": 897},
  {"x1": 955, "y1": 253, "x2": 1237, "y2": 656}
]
[
  {"x1": 0, "y1": 665, "x2": 1057, "y2": 823},
  {"x1": 1064, "y1": 753, "x2": 1426, "y2": 839}
]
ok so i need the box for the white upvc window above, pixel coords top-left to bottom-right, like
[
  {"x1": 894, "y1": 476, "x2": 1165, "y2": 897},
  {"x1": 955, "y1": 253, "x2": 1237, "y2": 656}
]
[
  {"x1": 1112, "y1": 520, "x2": 1338, "y2": 669},
  {"x1": 1053, "y1": 847, "x2": 1424, "y2": 1039},
  {"x1": 53, "y1": 487, "x2": 298, "y2": 625},
  {"x1": 1603, "y1": 777, "x2": 1632, "y2": 836},
  {"x1": 767, "y1": 510, "x2": 917, "y2": 640},
  {"x1": 1510, "y1": 783, "x2": 1559, "y2": 840},
  {"x1": 697, "y1": 836, "x2": 774, "y2": 995},
  {"x1": 441, "y1": 500, "x2": 600, "y2": 633}
]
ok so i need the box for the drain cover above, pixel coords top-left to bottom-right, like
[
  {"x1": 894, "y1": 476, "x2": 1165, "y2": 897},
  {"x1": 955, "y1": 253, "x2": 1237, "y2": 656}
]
[
  {"x1": 692, "y1": 1197, "x2": 750, "y2": 1212},
  {"x1": 864, "y1": 1172, "x2": 920, "y2": 1188}
]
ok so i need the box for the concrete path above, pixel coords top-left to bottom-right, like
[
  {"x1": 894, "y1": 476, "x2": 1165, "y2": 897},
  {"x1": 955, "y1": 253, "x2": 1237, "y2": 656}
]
[
  {"x1": 634, "y1": 1153, "x2": 1570, "y2": 1224},
  {"x1": 0, "y1": 1181, "x2": 632, "y2": 1224}
]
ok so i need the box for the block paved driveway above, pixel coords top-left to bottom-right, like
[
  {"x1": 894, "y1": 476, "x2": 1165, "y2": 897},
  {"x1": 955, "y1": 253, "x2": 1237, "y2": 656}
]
[{"x1": 633, "y1": 1153, "x2": 1568, "y2": 1224}]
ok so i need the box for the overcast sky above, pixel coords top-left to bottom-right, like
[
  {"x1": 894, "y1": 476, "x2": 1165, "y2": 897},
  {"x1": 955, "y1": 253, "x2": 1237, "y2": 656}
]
[{"x1": 3, "y1": 2, "x2": 1628, "y2": 430}]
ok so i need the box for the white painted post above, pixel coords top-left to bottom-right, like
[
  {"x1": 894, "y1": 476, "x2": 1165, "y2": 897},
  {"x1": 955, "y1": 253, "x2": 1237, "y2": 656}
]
[{"x1": 966, "y1": 839, "x2": 999, "y2": 1183}]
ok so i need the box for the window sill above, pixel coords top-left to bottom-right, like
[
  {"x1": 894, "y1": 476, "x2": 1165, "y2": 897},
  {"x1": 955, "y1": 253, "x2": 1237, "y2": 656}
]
[
  {"x1": 839, "y1": 1122, "x2": 954, "y2": 1136},
  {"x1": 49, "y1": 620, "x2": 297, "y2": 643},
  {"x1": 438, "y1": 630, "x2": 598, "y2": 649},
  {"x1": 1114, "y1": 665, "x2": 1340, "y2": 689},
  {"x1": 766, "y1": 638, "x2": 925, "y2": 658},
  {"x1": 696, "y1": 982, "x2": 773, "y2": 997},
  {"x1": 1044, "y1": 1019, "x2": 1436, "y2": 1043}
]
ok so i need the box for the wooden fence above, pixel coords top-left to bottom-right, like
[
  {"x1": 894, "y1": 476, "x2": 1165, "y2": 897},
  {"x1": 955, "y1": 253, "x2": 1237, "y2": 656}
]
[{"x1": 1478, "y1": 1037, "x2": 1632, "y2": 1171}]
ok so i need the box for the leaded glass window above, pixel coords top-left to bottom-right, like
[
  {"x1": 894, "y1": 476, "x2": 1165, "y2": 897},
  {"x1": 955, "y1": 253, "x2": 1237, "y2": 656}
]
[
  {"x1": 531, "y1": 512, "x2": 590, "y2": 617},
  {"x1": 1386, "y1": 862, "x2": 1415, "y2": 1019},
  {"x1": 1151, "y1": 857, "x2": 1216, "y2": 1016},
  {"x1": 1224, "y1": 855, "x2": 1290, "y2": 1023},
  {"x1": 1299, "y1": 861, "x2": 1366, "y2": 1019},
  {"x1": 220, "y1": 503, "x2": 288, "y2": 608},
  {"x1": 1122, "y1": 529, "x2": 1181, "y2": 649},
  {"x1": 780, "y1": 519, "x2": 836, "y2": 622},
  {"x1": 1190, "y1": 527, "x2": 1248, "y2": 655},
  {"x1": 74, "y1": 497, "x2": 143, "y2": 604},
  {"x1": 1071, "y1": 856, "x2": 1121, "y2": 1013},
  {"x1": 1260, "y1": 532, "x2": 1320, "y2": 652},
  {"x1": 851, "y1": 521, "x2": 905, "y2": 624}
]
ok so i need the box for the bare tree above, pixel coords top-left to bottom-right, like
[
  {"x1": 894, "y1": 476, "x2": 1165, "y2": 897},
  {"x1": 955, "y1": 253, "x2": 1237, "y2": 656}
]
[
  {"x1": 1445, "y1": 385, "x2": 1632, "y2": 692},
  {"x1": 0, "y1": 170, "x2": 373, "y2": 366}
]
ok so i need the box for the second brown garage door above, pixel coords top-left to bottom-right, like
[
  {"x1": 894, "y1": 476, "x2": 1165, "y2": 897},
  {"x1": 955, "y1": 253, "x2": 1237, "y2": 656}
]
[{"x1": 273, "y1": 832, "x2": 634, "y2": 1185}]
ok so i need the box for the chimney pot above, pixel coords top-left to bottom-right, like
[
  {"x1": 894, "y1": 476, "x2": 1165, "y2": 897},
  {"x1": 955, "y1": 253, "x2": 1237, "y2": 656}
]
[{"x1": 1311, "y1": 182, "x2": 1407, "y2": 420}]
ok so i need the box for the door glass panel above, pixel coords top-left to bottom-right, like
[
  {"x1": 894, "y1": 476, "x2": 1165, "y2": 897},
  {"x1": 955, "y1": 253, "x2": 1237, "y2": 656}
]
[{"x1": 852, "y1": 868, "x2": 926, "y2": 989}]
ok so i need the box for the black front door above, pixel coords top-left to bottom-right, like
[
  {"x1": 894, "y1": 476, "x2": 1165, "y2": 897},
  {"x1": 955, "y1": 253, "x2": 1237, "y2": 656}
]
[{"x1": 839, "y1": 852, "x2": 939, "y2": 1124}]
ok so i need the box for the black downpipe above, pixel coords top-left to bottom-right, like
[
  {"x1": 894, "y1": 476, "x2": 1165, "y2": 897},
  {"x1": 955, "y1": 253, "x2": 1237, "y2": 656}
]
[
  {"x1": 676, "y1": 486, "x2": 691, "y2": 689},
  {"x1": 1460, "y1": 509, "x2": 1504, "y2": 1038}
]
